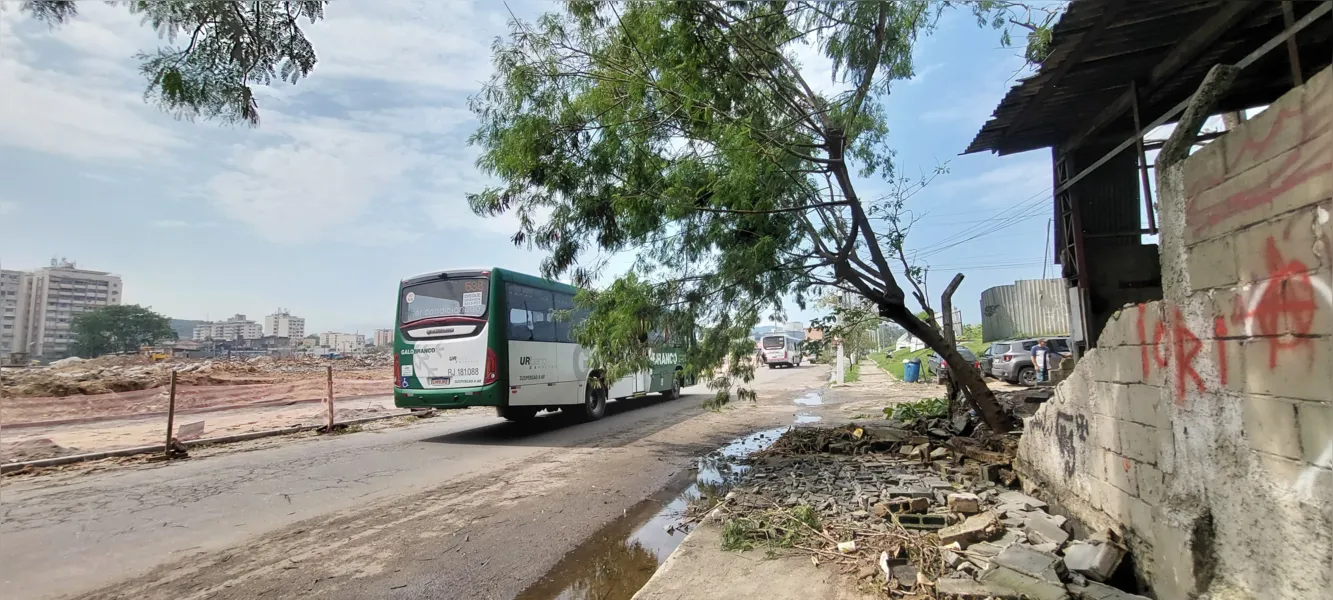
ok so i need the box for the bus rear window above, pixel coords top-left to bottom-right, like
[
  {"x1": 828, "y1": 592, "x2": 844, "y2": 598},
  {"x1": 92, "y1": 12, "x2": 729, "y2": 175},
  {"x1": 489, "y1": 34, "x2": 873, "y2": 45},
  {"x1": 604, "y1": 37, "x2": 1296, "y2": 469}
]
[
  {"x1": 401, "y1": 278, "x2": 488, "y2": 323},
  {"x1": 762, "y1": 337, "x2": 785, "y2": 349}
]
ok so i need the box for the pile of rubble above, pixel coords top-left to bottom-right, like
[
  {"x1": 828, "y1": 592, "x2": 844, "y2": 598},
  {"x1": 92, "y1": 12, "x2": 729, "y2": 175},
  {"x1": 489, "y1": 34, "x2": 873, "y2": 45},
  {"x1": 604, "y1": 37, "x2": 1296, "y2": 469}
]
[
  {"x1": 716, "y1": 424, "x2": 1147, "y2": 600},
  {"x1": 1, "y1": 355, "x2": 392, "y2": 398}
]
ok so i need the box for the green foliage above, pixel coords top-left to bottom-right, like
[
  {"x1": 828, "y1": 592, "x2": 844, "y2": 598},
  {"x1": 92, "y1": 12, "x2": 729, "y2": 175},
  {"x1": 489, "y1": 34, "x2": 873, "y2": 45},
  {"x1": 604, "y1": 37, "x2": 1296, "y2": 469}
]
[
  {"x1": 720, "y1": 504, "x2": 821, "y2": 552},
  {"x1": 70, "y1": 305, "x2": 176, "y2": 358},
  {"x1": 967, "y1": 1, "x2": 1065, "y2": 66},
  {"x1": 844, "y1": 362, "x2": 860, "y2": 383},
  {"x1": 960, "y1": 323, "x2": 983, "y2": 341},
  {"x1": 886, "y1": 397, "x2": 948, "y2": 421},
  {"x1": 21, "y1": 0, "x2": 327, "y2": 126}
]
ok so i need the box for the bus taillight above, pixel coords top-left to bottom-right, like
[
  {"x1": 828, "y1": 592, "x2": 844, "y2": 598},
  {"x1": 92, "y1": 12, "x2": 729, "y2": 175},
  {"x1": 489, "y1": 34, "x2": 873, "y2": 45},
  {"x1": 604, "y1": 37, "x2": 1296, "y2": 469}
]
[
  {"x1": 485, "y1": 347, "x2": 498, "y2": 385},
  {"x1": 394, "y1": 353, "x2": 401, "y2": 386}
]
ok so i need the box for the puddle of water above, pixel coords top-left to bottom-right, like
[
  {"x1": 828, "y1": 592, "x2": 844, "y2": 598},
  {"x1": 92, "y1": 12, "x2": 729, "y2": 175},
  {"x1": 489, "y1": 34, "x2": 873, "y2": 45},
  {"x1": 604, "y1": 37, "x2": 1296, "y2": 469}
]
[
  {"x1": 794, "y1": 413, "x2": 823, "y2": 424},
  {"x1": 516, "y1": 427, "x2": 788, "y2": 600},
  {"x1": 793, "y1": 391, "x2": 823, "y2": 406}
]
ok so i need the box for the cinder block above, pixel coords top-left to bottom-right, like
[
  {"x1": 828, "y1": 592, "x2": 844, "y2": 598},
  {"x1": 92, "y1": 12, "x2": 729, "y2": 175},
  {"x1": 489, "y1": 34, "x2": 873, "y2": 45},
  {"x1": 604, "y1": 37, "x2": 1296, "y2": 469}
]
[
  {"x1": 1224, "y1": 85, "x2": 1307, "y2": 172},
  {"x1": 1128, "y1": 497, "x2": 1157, "y2": 546},
  {"x1": 1234, "y1": 204, "x2": 1331, "y2": 286},
  {"x1": 1183, "y1": 134, "x2": 1228, "y2": 200},
  {"x1": 1304, "y1": 67, "x2": 1332, "y2": 131},
  {"x1": 1126, "y1": 384, "x2": 1168, "y2": 430},
  {"x1": 1136, "y1": 463, "x2": 1165, "y2": 505},
  {"x1": 1118, "y1": 421, "x2": 1160, "y2": 465},
  {"x1": 1104, "y1": 451, "x2": 1139, "y2": 496},
  {"x1": 1096, "y1": 479, "x2": 1133, "y2": 524},
  {"x1": 1187, "y1": 143, "x2": 1333, "y2": 244},
  {"x1": 1296, "y1": 401, "x2": 1333, "y2": 466},
  {"x1": 1241, "y1": 394, "x2": 1302, "y2": 459},
  {"x1": 1093, "y1": 415, "x2": 1120, "y2": 452},
  {"x1": 1185, "y1": 236, "x2": 1238, "y2": 291},
  {"x1": 1241, "y1": 336, "x2": 1333, "y2": 403}
]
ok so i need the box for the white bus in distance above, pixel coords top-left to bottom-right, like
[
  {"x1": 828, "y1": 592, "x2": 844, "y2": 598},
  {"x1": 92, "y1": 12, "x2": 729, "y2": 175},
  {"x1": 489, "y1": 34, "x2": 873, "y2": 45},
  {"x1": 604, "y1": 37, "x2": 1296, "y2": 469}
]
[{"x1": 760, "y1": 334, "x2": 802, "y2": 368}]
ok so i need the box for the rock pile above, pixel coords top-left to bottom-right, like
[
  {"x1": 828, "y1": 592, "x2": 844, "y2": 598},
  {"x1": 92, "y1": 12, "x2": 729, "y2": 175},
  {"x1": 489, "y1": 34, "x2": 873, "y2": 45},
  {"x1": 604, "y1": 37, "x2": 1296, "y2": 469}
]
[{"x1": 718, "y1": 424, "x2": 1148, "y2": 600}]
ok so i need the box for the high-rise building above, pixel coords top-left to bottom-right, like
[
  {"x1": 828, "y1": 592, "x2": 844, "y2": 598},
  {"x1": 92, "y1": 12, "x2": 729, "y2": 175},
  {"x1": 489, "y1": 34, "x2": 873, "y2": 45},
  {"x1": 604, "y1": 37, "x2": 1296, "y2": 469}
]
[
  {"x1": 265, "y1": 309, "x2": 305, "y2": 340},
  {"x1": 193, "y1": 314, "x2": 263, "y2": 341},
  {"x1": 373, "y1": 328, "x2": 393, "y2": 347},
  {"x1": 5, "y1": 259, "x2": 123, "y2": 357},
  {"x1": 1, "y1": 269, "x2": 32, "y2": 358}
]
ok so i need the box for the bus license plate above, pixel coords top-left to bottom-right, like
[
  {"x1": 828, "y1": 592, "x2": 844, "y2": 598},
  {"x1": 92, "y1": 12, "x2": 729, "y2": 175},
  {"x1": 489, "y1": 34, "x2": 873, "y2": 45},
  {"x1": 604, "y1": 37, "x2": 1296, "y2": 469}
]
[{"x1": 430, "y1": 376, "x2": 451, "y2": 386}]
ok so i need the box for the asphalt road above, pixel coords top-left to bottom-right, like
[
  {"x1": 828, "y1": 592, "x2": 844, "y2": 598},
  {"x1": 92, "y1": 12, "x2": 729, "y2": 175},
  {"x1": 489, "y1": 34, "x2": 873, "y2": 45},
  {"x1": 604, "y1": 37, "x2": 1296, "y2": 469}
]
[{"x1": 1, "y1": 364, "x2": 829, "y2": 600}]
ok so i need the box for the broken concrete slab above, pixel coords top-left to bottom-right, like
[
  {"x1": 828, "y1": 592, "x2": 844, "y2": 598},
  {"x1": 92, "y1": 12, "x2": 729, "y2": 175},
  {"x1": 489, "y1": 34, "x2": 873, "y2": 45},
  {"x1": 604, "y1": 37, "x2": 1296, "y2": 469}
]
[
  {"x1": 1064, "y1": 540, "x2": 1125, "y2": 582},
  {"x1": 997, "y1": 490, "x2": 1048, "y2": 509},
  {"x1": 1025, "y1": 512, "x2": 1072, "y2": 547},
  {"x1": 948, "y1": 492, "x2": 981, "y2": 514},
  {"x1": 1066, "y1": 580, "x2": 1151, "y2": 600},
  {"x1": 936, "y1": 578, "x2": 1024, "y2": 599},
  {"x1": 980, "y1": 565, "x2": 1070, "y2": 600},
  {"x1": 929, "y1": 446, "x2": 949, "y2": 459},
  {"x1": 939, "y1": 511, "x2": 1001, "y2": 546},
  {"x1": 991, "y1": 543, "x2": 1066, "y2": 583}
]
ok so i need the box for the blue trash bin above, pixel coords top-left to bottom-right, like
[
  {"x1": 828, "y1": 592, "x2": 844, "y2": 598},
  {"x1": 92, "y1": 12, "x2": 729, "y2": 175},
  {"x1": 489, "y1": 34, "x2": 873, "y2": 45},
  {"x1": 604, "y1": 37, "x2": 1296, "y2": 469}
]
[{"x1": 903, "y1": 358, "x2": 922, "y2": 383}]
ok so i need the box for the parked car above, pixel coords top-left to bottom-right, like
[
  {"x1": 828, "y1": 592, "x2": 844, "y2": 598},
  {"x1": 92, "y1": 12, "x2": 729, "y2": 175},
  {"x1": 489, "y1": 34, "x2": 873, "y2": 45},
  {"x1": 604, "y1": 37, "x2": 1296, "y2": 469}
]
[
  {"x1": 926, "y1": 346, "x2": 980, "y2": 384},
  {"x1": 988, "y1": 337, "x2": 1071, "y2": 385}
]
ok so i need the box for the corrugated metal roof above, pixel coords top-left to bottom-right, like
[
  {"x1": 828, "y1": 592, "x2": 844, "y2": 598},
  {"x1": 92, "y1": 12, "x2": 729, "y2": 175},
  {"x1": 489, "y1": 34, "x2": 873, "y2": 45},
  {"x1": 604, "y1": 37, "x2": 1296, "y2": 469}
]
[{"x1": 966, "y1": 0, "x2": 1333, "y2": 156}]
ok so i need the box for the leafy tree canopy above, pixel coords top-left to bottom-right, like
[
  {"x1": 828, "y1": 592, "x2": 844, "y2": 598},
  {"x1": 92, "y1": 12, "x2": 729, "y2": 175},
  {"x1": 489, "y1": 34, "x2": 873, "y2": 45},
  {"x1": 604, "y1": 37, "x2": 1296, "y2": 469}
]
[
  {"x1": 71, "y1": 304, "x2": 176, "y2": 358},
  {"x1": 469, "y1": 0, "x2": 1022, "y2": 431},
  {"x1": 20, "y1": 0, "x2": 327, "y2": 126}
]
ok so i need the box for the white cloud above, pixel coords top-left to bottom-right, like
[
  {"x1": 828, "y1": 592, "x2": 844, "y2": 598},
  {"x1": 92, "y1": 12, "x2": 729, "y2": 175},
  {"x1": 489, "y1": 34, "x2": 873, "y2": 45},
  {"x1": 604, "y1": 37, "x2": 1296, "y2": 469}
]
[
  {"x1": 207, "y1": 116, "x2": 421, "y2": 243},
  {"x1": 152, "y1": 220, "x2": 190, "y2": 228},
  {"x1": 0, "y1": 5, "x2": 187, "y2": 162},
  {"x1": 903, "y1": 63, "x2": 944, "y2": 86},
  {"x1": 928, "y1": 158, "x2": 1051, "y2": 206},
  {"x1": 0, "y1": 200, "x2": 16, "y2": 216}
]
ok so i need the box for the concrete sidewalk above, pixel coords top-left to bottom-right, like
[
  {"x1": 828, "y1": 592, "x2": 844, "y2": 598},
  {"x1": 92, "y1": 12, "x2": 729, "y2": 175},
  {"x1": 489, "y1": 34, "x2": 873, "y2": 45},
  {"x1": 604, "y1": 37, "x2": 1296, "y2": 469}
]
[{"x1": 632, "y1": 515, "x2": 875, "y2": 600}]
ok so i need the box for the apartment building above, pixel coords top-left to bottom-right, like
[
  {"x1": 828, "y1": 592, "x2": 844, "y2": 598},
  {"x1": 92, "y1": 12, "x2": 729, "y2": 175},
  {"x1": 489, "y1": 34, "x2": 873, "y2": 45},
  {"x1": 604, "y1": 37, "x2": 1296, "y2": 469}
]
[
  {"x1": 5, "y1": 260, "x2": 123, "y2": 357},
  {"x1": 192, "y1": 314, "x2": 263, "y2": 341},
  {"x1": 319, "y1": 332, "x2": 365, "y2": 353},
  {"x1": 373, "y1": 328, "x2": 393, "y2": 347},
  {"x1": 265, "y1": 310, "x2": 306, "y2": 340},
  {"x1": 1, "y1": 269, "x2": 31, "y2": 358}
]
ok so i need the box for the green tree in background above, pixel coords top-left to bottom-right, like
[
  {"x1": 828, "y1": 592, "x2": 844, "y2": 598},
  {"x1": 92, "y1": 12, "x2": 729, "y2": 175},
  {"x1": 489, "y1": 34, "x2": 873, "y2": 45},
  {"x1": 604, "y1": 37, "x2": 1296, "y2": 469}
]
[
  {"x1": 469, "y1": 1, "x2": 1022, "y2": 430},
  {"x1": 71, "y1": 305, "x2": 176, "y2": 358},
  {"x1": 19, "y1": 0, "x2": 327, "y2": 126}
]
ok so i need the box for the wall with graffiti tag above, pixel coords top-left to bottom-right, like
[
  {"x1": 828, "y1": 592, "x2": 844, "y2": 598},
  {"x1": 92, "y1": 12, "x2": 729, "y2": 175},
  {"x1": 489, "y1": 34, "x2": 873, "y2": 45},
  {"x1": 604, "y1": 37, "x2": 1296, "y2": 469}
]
[{"x1": 1018, "y1": 66, "x2": 1332, "y2": 600}]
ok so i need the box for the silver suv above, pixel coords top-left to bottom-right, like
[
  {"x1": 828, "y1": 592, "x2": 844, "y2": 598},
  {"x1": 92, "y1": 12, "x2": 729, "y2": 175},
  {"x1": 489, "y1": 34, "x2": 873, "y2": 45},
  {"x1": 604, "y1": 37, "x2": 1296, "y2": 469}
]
[{"x1": 986, "y1": 338, "x2": 1070, "y2": 385}]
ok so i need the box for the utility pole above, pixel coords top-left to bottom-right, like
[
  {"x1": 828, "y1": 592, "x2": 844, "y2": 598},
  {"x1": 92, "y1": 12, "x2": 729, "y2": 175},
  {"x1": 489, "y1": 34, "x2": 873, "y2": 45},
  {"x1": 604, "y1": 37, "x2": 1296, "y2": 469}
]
[{"x1": 1043, "y1": 218, "x2": 1052, "y2": 280}]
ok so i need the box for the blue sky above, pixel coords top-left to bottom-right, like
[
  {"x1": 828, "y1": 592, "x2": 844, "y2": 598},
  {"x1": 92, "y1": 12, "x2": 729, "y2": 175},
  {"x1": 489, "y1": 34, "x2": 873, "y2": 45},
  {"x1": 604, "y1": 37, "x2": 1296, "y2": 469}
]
[{"x1": 0, "y1": 1, "x2": 1054, "y2": 335}]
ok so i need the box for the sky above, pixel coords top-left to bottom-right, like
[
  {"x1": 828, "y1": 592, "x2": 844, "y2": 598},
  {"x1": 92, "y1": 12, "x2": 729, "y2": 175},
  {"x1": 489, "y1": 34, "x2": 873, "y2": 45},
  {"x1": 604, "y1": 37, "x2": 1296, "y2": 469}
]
[{"x1": 0, "y1": 1, "x2": 1058, "y2": 335}]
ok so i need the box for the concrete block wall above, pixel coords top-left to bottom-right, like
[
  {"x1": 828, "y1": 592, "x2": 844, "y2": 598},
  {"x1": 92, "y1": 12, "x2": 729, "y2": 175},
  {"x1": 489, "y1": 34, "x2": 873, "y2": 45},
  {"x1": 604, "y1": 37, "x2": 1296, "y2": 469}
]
[{"x1": 1017, "y1": 66, "x2": 1332, "y2": 599}]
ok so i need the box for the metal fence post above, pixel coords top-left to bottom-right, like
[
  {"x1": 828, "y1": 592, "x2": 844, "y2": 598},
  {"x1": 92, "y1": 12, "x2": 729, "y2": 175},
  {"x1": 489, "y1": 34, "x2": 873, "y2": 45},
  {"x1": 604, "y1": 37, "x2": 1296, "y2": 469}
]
[{"x1": 326, "y1": 365, "x2": 334, "y2": 432}]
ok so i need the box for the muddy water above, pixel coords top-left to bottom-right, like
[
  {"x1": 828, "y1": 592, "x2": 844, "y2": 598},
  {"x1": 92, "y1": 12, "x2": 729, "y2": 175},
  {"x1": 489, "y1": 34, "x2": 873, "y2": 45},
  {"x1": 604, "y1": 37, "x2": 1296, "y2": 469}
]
[
  {"x1": 792, "y1": 390, "x2": 823, "y2": 406},
  {"x1": 515, "y1": 427, "x2": 788, "y2": 600},
  {"x1": 794, "y1": 413, "x2": 823, "y2": 423}
]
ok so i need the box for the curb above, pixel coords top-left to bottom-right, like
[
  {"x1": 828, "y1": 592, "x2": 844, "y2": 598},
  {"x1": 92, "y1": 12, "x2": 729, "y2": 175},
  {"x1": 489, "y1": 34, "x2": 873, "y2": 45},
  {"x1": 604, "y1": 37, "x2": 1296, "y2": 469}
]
[{"x1": 1, "y1": 410, "x2": 428, "y2": 474}]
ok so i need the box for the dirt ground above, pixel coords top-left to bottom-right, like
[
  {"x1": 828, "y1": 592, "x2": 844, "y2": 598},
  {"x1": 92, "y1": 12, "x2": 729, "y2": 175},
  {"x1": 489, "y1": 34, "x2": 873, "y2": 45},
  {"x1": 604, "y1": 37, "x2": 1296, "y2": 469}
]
[
  {"x1": 0, "y1": 395, "x2": 407, "y2": 462},
  {"x1": 1, "y1": 356, "x2": 392, "y2": 451}
]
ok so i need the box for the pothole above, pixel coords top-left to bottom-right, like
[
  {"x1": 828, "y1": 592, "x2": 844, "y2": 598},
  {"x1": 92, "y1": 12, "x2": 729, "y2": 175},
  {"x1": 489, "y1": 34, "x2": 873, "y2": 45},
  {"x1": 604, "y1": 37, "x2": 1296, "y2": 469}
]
[
  {"x1": 515, "y1": 427, "x2": 787, "y2": 600},
  {"x1": 792, "y1": 391, "x2": 823, "y2": 406}
]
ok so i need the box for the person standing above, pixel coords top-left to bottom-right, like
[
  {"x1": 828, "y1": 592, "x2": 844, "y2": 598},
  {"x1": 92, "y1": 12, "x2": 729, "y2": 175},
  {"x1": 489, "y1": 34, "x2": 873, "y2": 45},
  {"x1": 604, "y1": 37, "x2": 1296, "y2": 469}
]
[{"x1": 1031, "y1": 339, "x2": 1049, "y2": 383}]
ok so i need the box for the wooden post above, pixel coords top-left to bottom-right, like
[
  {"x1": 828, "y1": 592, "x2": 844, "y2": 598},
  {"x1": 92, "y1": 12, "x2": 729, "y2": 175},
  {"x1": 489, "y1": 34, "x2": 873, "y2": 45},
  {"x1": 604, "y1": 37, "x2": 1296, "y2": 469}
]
[
  {"x1": 326, "y1": 365, "x2": 335, "y2": 432},
  {"x1": 165, "y1": 370, "x2": 177, "y2": 455},
  {"x1": 940, "y1": 274, "x2": 965, "y2": 413}
]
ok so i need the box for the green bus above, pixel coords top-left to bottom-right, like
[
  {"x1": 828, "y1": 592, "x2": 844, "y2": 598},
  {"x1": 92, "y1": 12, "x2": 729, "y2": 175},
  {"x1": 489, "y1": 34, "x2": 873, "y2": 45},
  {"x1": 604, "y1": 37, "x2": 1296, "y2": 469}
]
[{"x1": 393, "y1": 267, "x2": 691, "y2": 421}]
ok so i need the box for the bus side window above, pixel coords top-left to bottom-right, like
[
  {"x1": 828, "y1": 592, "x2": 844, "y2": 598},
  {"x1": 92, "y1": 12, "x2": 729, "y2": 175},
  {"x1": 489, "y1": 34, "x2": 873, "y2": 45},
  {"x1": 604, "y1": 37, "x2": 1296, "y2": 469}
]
[
  {"x1": 526, "y1": 288, "x2": 557, "y2": 342},
  {"x1": 506, "y1": 284, "x2": 530, "y2": 341},
  {"x1": 554, "y1": 293, "x2": 576, "y2": 343}
]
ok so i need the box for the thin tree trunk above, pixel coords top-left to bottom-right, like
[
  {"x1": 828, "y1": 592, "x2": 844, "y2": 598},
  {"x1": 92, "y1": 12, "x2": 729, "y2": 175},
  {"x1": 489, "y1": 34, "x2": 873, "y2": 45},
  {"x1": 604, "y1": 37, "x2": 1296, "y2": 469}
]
[{"x1": 881, "y1": 302, "x2": 1008, "y2": 434}]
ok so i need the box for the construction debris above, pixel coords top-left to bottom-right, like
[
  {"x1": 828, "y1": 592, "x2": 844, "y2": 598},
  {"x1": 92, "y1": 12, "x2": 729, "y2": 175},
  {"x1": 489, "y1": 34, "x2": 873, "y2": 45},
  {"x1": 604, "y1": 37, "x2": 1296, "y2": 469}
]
[{"x1": 707, "y1": 423, "x2": 1144, "y2": 599}]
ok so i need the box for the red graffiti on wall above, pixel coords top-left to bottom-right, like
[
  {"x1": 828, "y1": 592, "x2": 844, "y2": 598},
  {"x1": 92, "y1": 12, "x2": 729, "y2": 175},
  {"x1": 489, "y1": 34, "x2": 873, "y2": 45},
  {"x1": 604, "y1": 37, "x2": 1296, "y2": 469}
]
[
  {"x1": 1135, "y1": 305, "x2": 1205, "y2": 404},
  {"x1": 1231, "y1": 238, "x2": 1321, "y2": 368},
  {"x1": 1185, "y1": 75, "x2": 1333, "y2": 235}
]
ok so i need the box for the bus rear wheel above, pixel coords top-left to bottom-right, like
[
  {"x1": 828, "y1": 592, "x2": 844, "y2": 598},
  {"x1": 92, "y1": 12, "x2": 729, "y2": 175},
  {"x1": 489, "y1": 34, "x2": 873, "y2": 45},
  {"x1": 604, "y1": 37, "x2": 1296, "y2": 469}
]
[
  {"x1": 573, "y1": 378, "x2": 607, "y2": 421},
  {"x1": 497, "y1": 405, "x2": 538, "y2": 422},
  {"x1": 664, "y1": 374, "x2": 682, "y2": 400}
]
